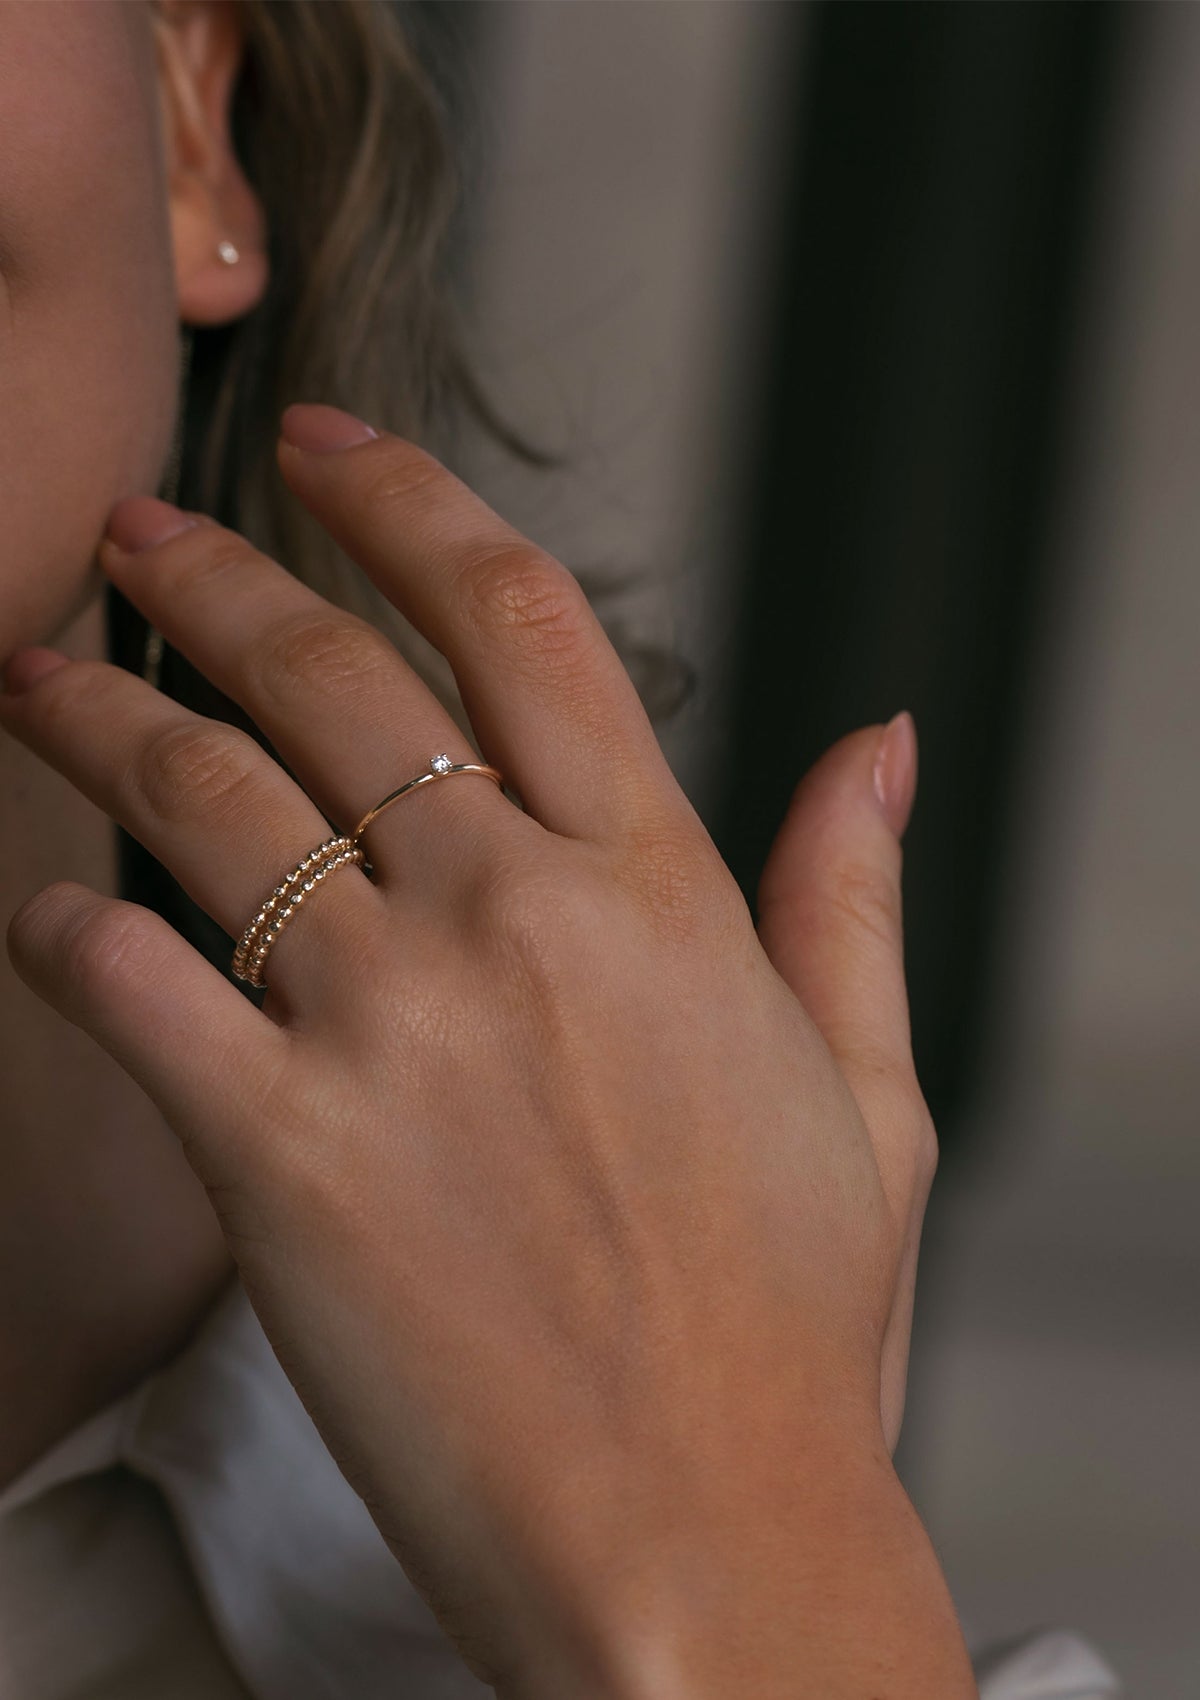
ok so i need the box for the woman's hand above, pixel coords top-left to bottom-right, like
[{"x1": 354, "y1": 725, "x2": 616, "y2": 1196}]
[{"x1": 1, "y1": 405, "x2": 966, "y2": 1698}]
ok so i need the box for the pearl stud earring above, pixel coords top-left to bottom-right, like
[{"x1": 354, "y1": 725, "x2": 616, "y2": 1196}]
[{"x1": 217, "y1": 239, "x2": 240, "y2": 265}]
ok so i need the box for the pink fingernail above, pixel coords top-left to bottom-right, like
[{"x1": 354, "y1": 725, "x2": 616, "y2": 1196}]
[
  {"x1": 872, "y1": 710, "x2": 919, "y2": 839},
  {"x1": 2, "y1": 647, "x2": 70, "y2": 696},
  {"x1": 105, "y1": 496, "x2": 199, "y2": 554},
  {"x1": 279, "y1": 403, "x2": 379, "y2": 454}
]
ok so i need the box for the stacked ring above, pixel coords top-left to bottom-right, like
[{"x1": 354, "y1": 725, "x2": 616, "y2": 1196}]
[
  {"x1": 232, "y1": 834, "x2": 365, "y2": 987},
  {"x1": 230, "y1": 754, "x2": 507, "y2": 991}
]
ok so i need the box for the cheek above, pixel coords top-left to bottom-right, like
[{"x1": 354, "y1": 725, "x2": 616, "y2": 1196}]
[{"x1": 0, "y1": 0, "x2": 179, "y2": 653}]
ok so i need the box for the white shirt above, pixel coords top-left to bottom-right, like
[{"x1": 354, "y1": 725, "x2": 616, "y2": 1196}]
[{"x1": 0, "y1": 1276, "x2": 1121, "y2": 1699}]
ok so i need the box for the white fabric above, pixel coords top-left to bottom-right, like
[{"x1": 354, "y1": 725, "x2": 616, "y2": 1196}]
[
  {"x1": 0, "y1": 1278, "x2": 487, "y2": 1700},
  {"x1": 975, "y1": 1628, "x2": 1124, "y2": 1699},
  {"x1": 0, "y1": 1275, "x2": 1122, "y2": 1698}
]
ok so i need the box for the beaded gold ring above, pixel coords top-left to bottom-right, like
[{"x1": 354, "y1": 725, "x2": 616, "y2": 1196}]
[{"x1": 231, "y1": 835, "x2": 364, "y2": 988}]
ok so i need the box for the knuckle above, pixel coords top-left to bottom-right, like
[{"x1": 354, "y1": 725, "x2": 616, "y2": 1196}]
[
  {"x1": 33, "y1": 660, "x2": 122, "y2": 738},
  {"x1": 862, "y1": 1060, "x2": 940, "y2": 1204},
  {"x1": 461, "y1": 543, "x2": 589, "y2": 661},
  {"x1": 185, "y1": 535, "x2": 254, "y2": 592},
  {"x1": 826, "y1": 858, "x2": 901, "y2": 949},
  {"x1": 131, "y1": 720, "x2": 264, "y2": 828},
  {"x1": 6, "y1": 880, "x2": 78, "y2": 969},
  {"x1": 617, "y1": 823, "x2": 737, "y2": 946},
  {"x1": 59, "y1": 901, "x2": 163, "y2": 997},
  {"x1": 361, "y1": 440, "x2": 449, "y2": 506},
  {"x1": 472, "y1": 850, "x2": 602, "y2": 976},
  {"x1": 259, "y1": 609, "x2": 395, "y2": 708},
  {"x1": 911, "y1": 1100, "x2": 940, "y2": 1191},
  {"x1": 844, "y1": 1030, "x2": 925, "y2": 1114}
]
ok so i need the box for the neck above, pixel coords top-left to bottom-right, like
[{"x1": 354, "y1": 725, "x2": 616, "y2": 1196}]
[{"x1": 0, "y1": 591, "x2": 233, "y2": 1491}]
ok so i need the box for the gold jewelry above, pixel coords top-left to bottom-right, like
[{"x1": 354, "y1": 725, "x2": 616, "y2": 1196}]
[
  {"x1": 230, "y1": 756, "x2": 504, "y2": 988},
  {"x1": 232, "y1": 835, "x2": 365, "y2": 988},
  {"x1": 350, "y1": 752, "x2": 504, "y2": 848}
]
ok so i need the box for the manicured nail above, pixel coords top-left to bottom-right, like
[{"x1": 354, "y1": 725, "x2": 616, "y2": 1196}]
[
  {"x1": 2, "y1": 647, "x2": 70, "y2": 697},
  {"x1": 279, "y1": 403, "x2": 379, "y2": 454},
  {"x1": 105, "y1": 496, "x2": 199, "y2": 554},
  {"x1": 872, "y1": 710, "x2": 918, "y2": 839}
]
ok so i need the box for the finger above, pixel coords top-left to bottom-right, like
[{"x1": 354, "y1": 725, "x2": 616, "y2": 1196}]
[
  {"x1": 6, "y1": 880, "x2": 287, "y2": 1185},
  {"x1": 274, "y1": 406, "x2": 691, "y2": 845},
  {"x1": 755, "y1": 713, "x2": 937, "y2": 1225},
  {"x1": 98, "y1": 499, "x2": 528, "y2": 886},
  {"x1": 0, "y1": 656, "x2": 382, "y2": 1012},
  {"x1": 757, "y1": 712, "x2": 935, "y2": 1458}
]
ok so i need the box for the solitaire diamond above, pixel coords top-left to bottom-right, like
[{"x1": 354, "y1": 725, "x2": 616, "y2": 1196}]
[{"x1": 430, "y1": 752, "x2": 453, "y2": 775}]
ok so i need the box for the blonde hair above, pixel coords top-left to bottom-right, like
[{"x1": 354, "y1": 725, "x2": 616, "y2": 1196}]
[
  {"x1": 163, "y1": 0, "x2": 689, "y2": 724},
  {"x1": 111, "y1": 1, "x2": 689, "y2": 961}
]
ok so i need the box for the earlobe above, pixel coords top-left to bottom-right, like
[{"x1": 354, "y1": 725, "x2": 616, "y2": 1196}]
[
  {"x1": 153, "y1": 0, "x2": 269, "y2": 327},
  {"x1": 169, "y1": 181, "x2": 269, "y2": 329}
]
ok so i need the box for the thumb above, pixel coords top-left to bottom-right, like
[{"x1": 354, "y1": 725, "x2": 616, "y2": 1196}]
[
  {"x1": 756, "y1": 712, "x2": 935, "y2": 1452},
  {"x1": 756, "y1": 709, "x2": 932, "y2": 1217}
]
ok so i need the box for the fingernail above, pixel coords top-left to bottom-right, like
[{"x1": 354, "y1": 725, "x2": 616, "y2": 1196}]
[
  {"x1": 2, "y1": 647, "x2": 70, "y2": 697},
  {"x1": 279, "y1": 403, "x2": 379, "y2": 454},
  {"x1": 872, "y1": 710, "x2": 918, "y2": 839},
  {"x1": 104, "y1": 496, "x2": 199, "y2": 555}
]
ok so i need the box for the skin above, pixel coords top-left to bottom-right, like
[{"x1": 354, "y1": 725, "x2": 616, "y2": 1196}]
[
  {"x1": 0, "y1": 0, "x2": 265, "y2": 1487},
  {"x1": 1, "y1": 3, "x2": 971, "y2": 1694}
]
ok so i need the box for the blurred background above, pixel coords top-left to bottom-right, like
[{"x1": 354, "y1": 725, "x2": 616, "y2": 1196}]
[{"x1": 409, "y1": 2, "x2": 1198, "y2": 1692}]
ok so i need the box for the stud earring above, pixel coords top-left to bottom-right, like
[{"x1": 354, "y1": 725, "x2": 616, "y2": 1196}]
[{"x1": 217, "y1": 239, "x2": 240, "y2": 265}]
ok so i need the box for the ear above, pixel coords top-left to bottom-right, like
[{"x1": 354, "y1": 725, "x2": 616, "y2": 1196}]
[{"x1": 151, "y1": 0, "x2": 269, "y2": 327}]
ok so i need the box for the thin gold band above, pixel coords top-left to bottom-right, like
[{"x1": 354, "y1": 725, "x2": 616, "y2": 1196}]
[{"x1": 350, "y1": 753, "x2": 504, "y2": 848}]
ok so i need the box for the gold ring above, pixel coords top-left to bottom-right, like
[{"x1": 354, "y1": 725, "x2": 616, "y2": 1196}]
[
  {"x1": 232, "y1": 835, "x2": 365, "y2": 988},
  {"x1": 350, "y1": 751, "x2": 504, "y2": 848}
]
